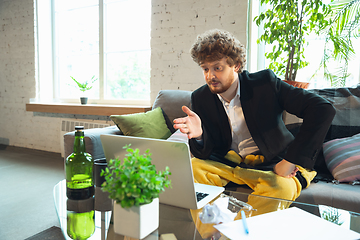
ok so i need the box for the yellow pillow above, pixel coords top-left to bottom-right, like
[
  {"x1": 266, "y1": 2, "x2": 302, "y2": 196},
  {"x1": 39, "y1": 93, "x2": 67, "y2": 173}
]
[{"x1": 110, "y1": 107, "x2": 172, "y2": 139}]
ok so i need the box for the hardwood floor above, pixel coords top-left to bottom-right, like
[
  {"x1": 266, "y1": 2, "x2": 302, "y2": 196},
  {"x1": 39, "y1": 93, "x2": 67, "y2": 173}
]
[{"x1": 0, "y1": 145, "x2": 64, "y2": 240}]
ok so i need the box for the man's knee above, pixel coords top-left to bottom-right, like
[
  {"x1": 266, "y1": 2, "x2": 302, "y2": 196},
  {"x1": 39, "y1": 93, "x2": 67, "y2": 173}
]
[
  {"x1": 270, "y1": 176, "x2": 300, "y2": 200},
  {"x1": 251, "y1": 174, "x2": 299, "y2": 201}
]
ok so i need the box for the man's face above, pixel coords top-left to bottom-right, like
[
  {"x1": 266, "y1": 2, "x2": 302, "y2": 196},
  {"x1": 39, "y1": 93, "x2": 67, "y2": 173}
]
[{"x1": 200, "y1": 58, "x2": 239, "y2": 94}]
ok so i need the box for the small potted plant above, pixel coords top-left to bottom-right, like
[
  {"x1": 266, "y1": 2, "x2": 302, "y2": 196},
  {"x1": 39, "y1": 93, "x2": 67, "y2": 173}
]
[
  {"x1": 101, "y1": 145, "x2": 171, "y2": 239},
  {"x1": 70, "y1": 75, "x2": 98, "y2": 104}
]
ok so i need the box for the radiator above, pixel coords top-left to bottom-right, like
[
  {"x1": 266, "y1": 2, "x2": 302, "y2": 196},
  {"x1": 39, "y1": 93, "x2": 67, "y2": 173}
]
[{"x1": 60, "y1": 119, "x2": 111, "y2": 157}]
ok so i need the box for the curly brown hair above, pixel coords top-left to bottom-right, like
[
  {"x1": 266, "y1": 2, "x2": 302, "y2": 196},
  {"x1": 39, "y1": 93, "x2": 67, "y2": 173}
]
[{"x1": 190, "y1": 29, "x2": 246, "y2": 73}]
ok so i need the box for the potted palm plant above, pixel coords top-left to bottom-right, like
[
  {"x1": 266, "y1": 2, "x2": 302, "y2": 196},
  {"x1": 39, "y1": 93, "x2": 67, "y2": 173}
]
[
  {"x1": 315, "y1": 0, "x2": 360, "y2": 87},
  {"x1": 71, "y1": 75, "x2": 98, "y2": 104},
  {"x1": 101, "y1": 145, "x2": 171, "y2": 239},
  {"x1": 254, "y1": 0, "x2": 331, "y2": 88}
]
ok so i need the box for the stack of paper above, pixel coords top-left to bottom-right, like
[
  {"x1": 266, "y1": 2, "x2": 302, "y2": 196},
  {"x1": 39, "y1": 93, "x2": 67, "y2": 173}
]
[{"x1": 214, "y1": 207, "x2": 360, "y2": 240}]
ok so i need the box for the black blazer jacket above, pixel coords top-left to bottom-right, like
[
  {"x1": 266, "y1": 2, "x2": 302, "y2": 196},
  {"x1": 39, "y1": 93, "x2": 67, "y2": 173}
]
[{"x1": 189, "y1": 69, "x2": 336, "y2": 170}]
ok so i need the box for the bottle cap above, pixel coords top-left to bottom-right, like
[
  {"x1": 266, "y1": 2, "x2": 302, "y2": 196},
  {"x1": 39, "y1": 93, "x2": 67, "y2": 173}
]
[{"x1": 75, "y1": 126, "x2": 84, "y2": 131}]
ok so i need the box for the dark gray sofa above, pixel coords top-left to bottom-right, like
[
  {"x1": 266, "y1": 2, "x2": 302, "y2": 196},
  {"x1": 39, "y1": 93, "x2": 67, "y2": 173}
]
[{"x1": 64, "y1": 88, "x2": 360, "y2": 215}]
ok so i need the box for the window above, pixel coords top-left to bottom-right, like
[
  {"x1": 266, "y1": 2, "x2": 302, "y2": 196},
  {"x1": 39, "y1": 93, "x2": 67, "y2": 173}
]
[
  {"x1": 291, "y1": 35, "x2": 360, "y2": 89},
  {"x1": 248, "y1": 1, "x2": 360, "y2": 89},
  {"x1": 35, "y1": 0, "x2": 151, "y2": 105}
]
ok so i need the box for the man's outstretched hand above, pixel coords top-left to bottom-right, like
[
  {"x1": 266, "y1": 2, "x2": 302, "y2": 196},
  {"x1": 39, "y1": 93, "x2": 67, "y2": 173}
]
[{"x1": 173, "y1": 106, "x2": 203, "y2": 139}]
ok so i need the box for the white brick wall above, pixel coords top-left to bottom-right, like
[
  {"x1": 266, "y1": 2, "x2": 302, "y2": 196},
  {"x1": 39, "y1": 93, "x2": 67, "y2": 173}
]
[
  {"x1": 0, "y1": 0, "x2": 61, "y2": 152},
  {"x1": 0, "y1": 0, "x2": 248, "y2": 153},
  {"x1": 151, "y1": 0, "x2": 248, "y2": 102}
]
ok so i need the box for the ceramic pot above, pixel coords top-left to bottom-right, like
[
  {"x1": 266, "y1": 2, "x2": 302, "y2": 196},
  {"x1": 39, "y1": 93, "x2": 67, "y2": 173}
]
[
  {"x1": 113, "y1": 198, "x2": 159, "y2": 239},
  {"x1": 80, "y1": 97, "x2": 88, "y2": 105},
  {"x1": 283, "y1": 80, "x2": 309, "y2": 89}
]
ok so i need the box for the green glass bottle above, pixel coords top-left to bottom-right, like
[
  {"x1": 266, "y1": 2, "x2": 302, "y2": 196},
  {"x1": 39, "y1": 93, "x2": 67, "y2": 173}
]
[
  {"x1": 67, "y1": 210, "x2": 95, "y2": 240},
  {"x1": 67, "y1": 198, "x2": 95, "y2": 240},
  {"x1": 65, "y1": 126, "x2": 94, "y2": 200}
]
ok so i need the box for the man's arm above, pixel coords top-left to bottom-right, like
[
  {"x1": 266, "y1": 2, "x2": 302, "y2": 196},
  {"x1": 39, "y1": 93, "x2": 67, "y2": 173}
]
[
  {"x1": 282, "y1": 88, "x2": 336, "y2": 169},
  {"x1": 240, "y1": 70, "x2": 335, "y2": 174}
]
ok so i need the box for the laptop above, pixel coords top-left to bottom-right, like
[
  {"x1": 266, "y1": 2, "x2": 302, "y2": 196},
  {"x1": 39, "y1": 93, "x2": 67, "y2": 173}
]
[{"x1": 100, "y1": 134, "x2": 224, "y2": 209}]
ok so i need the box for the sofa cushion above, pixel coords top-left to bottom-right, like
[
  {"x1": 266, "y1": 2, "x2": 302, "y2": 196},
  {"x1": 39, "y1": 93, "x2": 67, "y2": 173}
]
[
  {"x1": 296, "y1": 181, "x2": 360, "y2": 214},
  {"x1": 323, "y1": 132, "x2": 360, "y2": 183},
  {"x1": 311, "y1": 86, "x2": 360, "y2": 141},
  {"x1": 283, "y1": 86, "x2": 360, "y2": 175},
  {"x1": 152, "y1": 90, "x2": 192, "y2": 129},
  {"x1": 284, "y1": 86, "x2": 360, "y2": 140},
  {"x1": 110, "y1": 107, "x2": 172, "y2": 140}
]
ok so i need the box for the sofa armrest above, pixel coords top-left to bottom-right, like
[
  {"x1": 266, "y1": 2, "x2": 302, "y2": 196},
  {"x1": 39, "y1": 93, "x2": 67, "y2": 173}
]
[{"x1": 63, "y1": 125, "x2": 121, "y2": 160}]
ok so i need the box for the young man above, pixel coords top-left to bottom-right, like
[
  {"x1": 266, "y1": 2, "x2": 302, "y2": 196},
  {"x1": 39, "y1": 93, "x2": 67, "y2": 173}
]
[{"x1": 173, "y1": 29, "x2": 336, "y2": 237}]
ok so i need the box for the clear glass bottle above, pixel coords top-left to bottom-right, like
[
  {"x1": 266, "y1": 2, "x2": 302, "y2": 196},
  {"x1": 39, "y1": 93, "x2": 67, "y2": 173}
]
[{"x1": 65, "y1": 126, "x2": 94, "y2": 200}]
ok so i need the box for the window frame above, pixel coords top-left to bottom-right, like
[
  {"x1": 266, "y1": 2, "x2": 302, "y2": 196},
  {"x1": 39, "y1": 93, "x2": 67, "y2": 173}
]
[{"x1": 35, "y1": 0, "x2": 151, "y2": 106}]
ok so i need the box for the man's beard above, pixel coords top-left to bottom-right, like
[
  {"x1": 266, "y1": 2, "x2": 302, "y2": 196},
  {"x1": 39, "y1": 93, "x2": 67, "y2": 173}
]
[{"x1": 208, "y1": 81, "x2": 226, "y2": 94}]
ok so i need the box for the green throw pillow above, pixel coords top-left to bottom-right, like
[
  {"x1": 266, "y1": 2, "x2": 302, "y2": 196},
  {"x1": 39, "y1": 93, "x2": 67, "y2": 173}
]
[{"x1": 110, "y1": 107, "x2": 172, "y2": 140}]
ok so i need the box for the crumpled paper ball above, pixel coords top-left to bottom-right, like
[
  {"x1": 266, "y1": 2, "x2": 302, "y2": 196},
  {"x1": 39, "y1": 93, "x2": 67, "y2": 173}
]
[{"x1": 199, "y1": 196, "x2": 237, "y2": 224}]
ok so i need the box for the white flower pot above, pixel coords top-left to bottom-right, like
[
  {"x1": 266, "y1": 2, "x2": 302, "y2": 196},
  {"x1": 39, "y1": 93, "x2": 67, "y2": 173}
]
[{"x1": 113, "y1": 198, "x2": 159, "y2": 239}]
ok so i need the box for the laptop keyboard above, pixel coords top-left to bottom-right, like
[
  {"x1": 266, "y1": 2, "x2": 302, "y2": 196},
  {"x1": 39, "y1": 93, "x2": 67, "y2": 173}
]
[{"x1": 196, "y1": 192, "x2": 209, "y2": 202}]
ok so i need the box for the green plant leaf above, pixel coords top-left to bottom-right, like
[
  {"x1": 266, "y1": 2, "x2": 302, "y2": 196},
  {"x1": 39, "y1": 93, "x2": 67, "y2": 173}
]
[
  {"x1": 312, "y1": 0, "x2": 360, "y2": 86},
  {"x1": 255, "y1": 0, "x2": 331, "y2": 81},
  {"x1": 70, "y1": 75, "x2": 98, "y2": 92},
  {"x1": 100, "y1": 145, "x2": 171, "y2": 208}
]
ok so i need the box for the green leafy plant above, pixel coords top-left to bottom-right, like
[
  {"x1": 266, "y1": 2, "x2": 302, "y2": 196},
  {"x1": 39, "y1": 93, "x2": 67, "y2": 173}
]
[
  {"x1": 314, "y1": 0, "x2": 360, "y2": 87},
  {"x1": 254, "y1": 0, "x2": 331, "y2": 82},
  {"x1": 321, "y1": 206, "x2": 344, "y2": 225},
  {"x1": 101, "y1": 145, "x2": 171, "y2": 208},
  {"x1": 71, "y1": 75, "x2": 98, "y2": 92}
]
